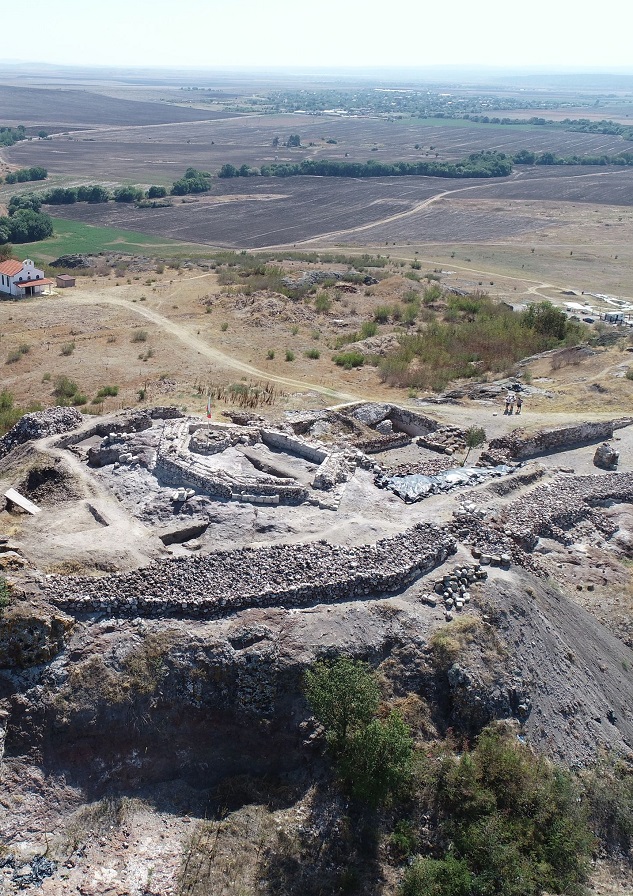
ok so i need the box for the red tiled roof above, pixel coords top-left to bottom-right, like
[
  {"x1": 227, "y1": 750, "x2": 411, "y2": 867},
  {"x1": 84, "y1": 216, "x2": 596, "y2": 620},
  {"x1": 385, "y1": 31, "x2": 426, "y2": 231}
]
[
  {"x1": 0, "y1": 260, "x2": 23, "y2": 277},
  {"x1": 15, "y1": 277, "x2": 53, "y2": 287}
]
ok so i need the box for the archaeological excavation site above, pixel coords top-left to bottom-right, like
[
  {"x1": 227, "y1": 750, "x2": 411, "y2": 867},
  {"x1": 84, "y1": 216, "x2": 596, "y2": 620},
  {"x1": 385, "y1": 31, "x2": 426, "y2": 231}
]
[{"x1": 1, "y1": 398, "x2": 633, "y2": 894}]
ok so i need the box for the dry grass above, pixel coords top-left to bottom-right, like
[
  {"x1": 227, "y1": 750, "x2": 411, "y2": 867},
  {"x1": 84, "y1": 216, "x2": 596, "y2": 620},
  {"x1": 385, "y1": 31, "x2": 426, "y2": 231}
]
[{"x1": 428, "y1": 614, "x2": 506, "y2": 671}]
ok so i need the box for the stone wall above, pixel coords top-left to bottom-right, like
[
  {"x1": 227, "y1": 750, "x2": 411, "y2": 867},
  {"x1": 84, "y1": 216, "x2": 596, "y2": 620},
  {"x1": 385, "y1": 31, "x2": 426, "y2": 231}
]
[
  {"x1": 487, "y1": 421, "x2": 620, "y2": 461},
  {"x1": 46, "y1": 523, "x2": 456, "y2": 619},
  {"x1": 0, "y1": 407, "x2": 83, "y2": 459},
  {"x1": 260, "y1": 429, "x2": 328, "y2": 464}
]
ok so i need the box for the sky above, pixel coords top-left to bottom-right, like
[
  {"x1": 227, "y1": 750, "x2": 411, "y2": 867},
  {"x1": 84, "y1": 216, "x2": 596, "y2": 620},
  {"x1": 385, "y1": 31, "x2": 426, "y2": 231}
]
[{"x1": 10, "y1": 0, "x2": 633, "y2": 71}]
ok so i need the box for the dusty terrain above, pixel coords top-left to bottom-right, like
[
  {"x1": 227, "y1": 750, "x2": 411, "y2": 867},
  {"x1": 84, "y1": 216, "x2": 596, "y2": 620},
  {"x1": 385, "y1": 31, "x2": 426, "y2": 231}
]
[
  {"x1": 2, "y1": 70, "x2": 633, "y2": 896},
  {"x1": 1, "y1": 396, "x2": 633, "y2": 895}
]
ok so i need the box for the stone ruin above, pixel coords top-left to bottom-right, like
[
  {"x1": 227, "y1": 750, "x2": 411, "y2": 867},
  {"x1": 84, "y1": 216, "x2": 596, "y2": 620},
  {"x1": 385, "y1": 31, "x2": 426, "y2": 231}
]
[
  {"x1": 81, "y1": 415, "x2": 361, "y2": 511},
  {"x1": 481, "y1": 419, "x2": 631, "y2": 465},
  {"x1": 46, "y1": 523, "x2": 456, "y2": 618},
  {"x1": 2, "y1": 402, "x2": 632, "y2": 625}
]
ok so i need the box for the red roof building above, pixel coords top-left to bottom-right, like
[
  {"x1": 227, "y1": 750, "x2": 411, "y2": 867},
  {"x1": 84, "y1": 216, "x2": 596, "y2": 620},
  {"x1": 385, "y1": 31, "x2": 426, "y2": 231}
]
[{"x1": 0, "y1": 258, "x2": 52, "y2": 298}]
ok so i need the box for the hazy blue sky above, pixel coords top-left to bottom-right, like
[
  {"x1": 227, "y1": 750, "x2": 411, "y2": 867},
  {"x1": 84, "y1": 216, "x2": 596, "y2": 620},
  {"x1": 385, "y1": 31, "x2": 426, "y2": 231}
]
[{"x1": 13, "y1": 0, "x2": 633, "y2": 70}]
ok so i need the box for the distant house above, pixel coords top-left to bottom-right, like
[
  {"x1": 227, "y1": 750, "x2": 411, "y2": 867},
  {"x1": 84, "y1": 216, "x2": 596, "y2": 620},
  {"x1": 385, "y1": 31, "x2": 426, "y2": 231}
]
[
  {"x1": 56, "y1": 274, "x2": 76, "y2": 288},
  {"x1": 603, "y1": 311, "x2": 625, "y2": 324},
  {"x1": 0, "y1": 258, "x2": 53, "y2": 297}
]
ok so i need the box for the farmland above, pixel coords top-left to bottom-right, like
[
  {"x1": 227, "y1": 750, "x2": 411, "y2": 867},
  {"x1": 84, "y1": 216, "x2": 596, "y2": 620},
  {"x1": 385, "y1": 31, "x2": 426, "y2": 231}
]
[
  {"x1": 6, "y1": 114, "x2": 630, "y2": 184},
  {"x1": 15, "y1": 217, "x2": 207, "y2": 262},
  {"x1": 0, "y1": 84, "x2": 237, "y2": 129}
]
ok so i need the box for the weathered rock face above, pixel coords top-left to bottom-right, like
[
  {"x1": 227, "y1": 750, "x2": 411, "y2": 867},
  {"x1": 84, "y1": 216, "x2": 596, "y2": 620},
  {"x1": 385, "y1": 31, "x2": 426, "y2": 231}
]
[
  {"x1": 0, "y1": 601, "x2": 74, "y2": 669},
  {"x1": 0, "y1": 407, "x2": 82, "y2": 460},
  {"x1": 594, "y1": 442, "x2": 620, "y2": 470}
]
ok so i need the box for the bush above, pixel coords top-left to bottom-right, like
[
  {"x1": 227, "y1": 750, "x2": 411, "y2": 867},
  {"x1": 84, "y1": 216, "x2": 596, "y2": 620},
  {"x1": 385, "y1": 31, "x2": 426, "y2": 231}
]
[
  {"x1": 409, "y1": 724, "x2": 594, "y2": 896},
  {"x1": 266, "y1": 349, "x2": 275, "y2": 360},
  {"x1": 220, "y1": 322, "x2": 229, "y2": 332},
  {"x1": 334, "y1": 351, "x2": 365, "y2": 369},
  {"x1": 379, "y1": 297, "x2": 586, "y2": 392},
  {"x1": 0, "y1": 389, "x2": 42, "y2": 435},
  {"x1": 6, "y1": 349, "x2": 22, "y2": 364},
  {"x1": 53, "y1": 375, "x2": 80, "y2": 399},
  {"x1": 285, "y1": 350, "x2": 295, "y2": 362},
  {"x1": 373, "y1": 305, "x2": 392, "y2": 323},
  {"x1": 401, "y1": 855, "x2": 472, "y2": 896},
  {"x1": 360, "y1": 320, "x2": 378, "y2": 339},
  {"x1": 60, "y1": 341, "x2": 75, "y2": 356},
  {"x1": 0, "y1": 575, "x2": 11, "y2": 613},
  {"x1": 131, "y1": 330, "x2": 148, "y2": 343},
  {"x1": 314, "y1": 292, "x2": 332, "y2": 313},
  {"x1": 582, "y1": 758, "x2": 633, "y2": 859},
  {"x1": 95, "y1": 385, "x2": 119, "y2": 398},
  {"x1": 304, "y1": 348, "x2": 320, "y2": 359}
]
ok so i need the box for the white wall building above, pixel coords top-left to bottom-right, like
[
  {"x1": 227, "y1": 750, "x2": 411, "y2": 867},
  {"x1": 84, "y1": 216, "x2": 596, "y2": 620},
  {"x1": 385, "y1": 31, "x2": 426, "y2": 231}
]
[{"x1": 0, "y1": 258, "x2": 53, "y2": 297}]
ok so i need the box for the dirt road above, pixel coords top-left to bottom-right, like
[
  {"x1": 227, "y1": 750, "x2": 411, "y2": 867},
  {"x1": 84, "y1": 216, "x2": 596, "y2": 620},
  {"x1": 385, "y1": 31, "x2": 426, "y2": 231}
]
[{"x1": 53, "y1": 289, "x2": 362, "y2": 403}]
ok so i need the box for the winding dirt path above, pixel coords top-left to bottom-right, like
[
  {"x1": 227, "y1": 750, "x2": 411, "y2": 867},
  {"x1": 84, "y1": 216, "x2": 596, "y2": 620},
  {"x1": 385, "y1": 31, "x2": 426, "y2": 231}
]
[{"x1": 55, "y1": 290, "x2": 362, "y2": 403}]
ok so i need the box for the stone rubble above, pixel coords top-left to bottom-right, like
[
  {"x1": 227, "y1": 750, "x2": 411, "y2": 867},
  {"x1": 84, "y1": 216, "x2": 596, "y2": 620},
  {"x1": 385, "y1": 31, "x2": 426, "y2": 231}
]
[
  {"x1": 45, "y1": 523, "x2": 456, "y2": 618},
  {"x1": 418, "y1": 563, "x2": 488, "y2": 616},
  {"x1": 0, "y1": 407, "x2": 82, "y2": 460}
]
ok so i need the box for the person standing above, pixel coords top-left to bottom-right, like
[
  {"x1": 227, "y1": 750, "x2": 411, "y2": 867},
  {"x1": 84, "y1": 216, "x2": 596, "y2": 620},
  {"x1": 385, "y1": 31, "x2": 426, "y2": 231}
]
[{"x1": 516, "y1": 393, "x2": 523, "y2": 414}]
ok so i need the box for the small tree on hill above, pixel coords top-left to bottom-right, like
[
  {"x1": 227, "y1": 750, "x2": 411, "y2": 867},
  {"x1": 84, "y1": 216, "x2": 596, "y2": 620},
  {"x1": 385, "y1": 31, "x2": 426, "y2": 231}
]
[
  {"x1": 462, "y1": 426, "x2": 486, "y2": 466},
  {"x1": 304, "y1": 657, "x2": 379, "y2": 753}
]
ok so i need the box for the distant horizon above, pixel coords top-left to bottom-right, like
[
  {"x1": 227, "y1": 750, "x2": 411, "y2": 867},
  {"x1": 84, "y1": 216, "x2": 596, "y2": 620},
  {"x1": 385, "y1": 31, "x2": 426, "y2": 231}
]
[
  {"x1": 4, "y1": 0, "x2": 633, "y2": 73},
  {"x1": 2, "y1": 61, "x2": 633, "y2": 76}
]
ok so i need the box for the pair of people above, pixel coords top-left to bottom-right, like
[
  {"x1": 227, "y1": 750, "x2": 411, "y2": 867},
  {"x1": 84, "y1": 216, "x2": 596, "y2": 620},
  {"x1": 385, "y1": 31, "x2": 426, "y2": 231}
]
[{"x1": 505, "y1": 391, "x2": 523, "y2": 415}]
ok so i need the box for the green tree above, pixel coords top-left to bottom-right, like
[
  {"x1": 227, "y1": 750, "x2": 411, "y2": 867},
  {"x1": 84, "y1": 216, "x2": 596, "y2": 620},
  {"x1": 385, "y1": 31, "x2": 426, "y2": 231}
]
[
  {"x1": 339, "y1": 711, "x2": 413, "y2": 805},
  {"x1": 113, "y1": 185, "x2": 143, "y2": 203},
  {"x1": 304, "y1": 657, "x2": 379, "y2": 753},
  {"x1": 462, "y1": 426, "x2": 486, "y2": 466},
  {"x1": 147, "y1": 185, "x2": 167, "y2": 199}
]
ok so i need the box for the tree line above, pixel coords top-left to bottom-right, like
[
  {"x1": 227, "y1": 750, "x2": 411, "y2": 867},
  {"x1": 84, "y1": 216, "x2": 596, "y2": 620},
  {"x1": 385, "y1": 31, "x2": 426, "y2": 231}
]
[
  {"x1": 2, "y1": 166, "x2": 47, "y2": 184},
  {"x1": 219, "y1": 151, "x2": 514, "y2": 180}
]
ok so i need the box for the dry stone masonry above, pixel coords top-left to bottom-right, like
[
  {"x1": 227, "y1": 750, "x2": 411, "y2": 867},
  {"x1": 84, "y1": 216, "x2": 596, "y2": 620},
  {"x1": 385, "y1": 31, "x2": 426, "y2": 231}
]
[
  {"x1": 482, "y1": 420, "x2": 630, "y2": 465},
  {"x1": 0, "y1": 407, "x2": 82, "y2": 460},
  {"x1": 46, "y1": 523, "x2": 457, "y2": 618}
]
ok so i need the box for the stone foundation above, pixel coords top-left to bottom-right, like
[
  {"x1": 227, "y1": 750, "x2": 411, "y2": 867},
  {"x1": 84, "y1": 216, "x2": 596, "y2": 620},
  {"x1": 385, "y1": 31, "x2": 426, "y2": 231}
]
[{"x1": 46, "y1": 524, "x2": 457, "y2": 618}]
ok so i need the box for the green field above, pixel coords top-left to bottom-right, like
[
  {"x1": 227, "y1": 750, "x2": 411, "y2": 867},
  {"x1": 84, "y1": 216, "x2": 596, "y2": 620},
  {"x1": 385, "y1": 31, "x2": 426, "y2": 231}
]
[{"x1": 16, "y1": 217, "x2": 208, "y2": 263}]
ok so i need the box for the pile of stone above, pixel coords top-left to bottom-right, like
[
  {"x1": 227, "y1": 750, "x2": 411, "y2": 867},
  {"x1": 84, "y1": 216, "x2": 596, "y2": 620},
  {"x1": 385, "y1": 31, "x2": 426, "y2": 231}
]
[
  {"x1": 0, "y1": 407, "x2": 82, "y2": 460},
  {"x1": 500, "y1": 472, "x2": 633, "y2": 548},
  {"x1": 355, "y1": 432, "x2": 411, "y2": 454},
  {"x1": 281, "y1": 270, "x2": 377, "y2": 290},
  {"x1": 416, "y1": 425, "x2": 467, "y2": 456},
  {"x1": 380, "y1": 456, "x2": 456, "y2": 478},
  {"x1": 46, "y1": 523, "x2": 456, "y2": 619},
  {"x1": 478, "y1": 447, "x2": 514, "y2": 467},
  {"x1": 50, "y1": 254, "x2": 91, "y2": 268},
  {"x1": 422, "y1": 564, "x2": 488, "y2": 619},
  {"x1": 447, "y1": 512, "x2": 540, "y2": 573}
]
